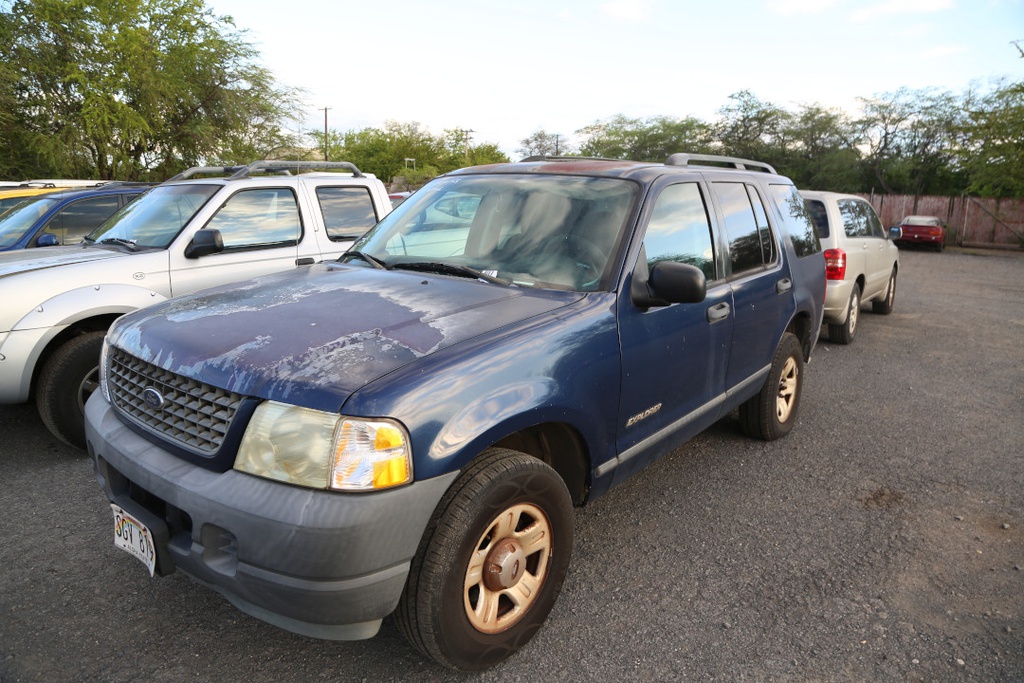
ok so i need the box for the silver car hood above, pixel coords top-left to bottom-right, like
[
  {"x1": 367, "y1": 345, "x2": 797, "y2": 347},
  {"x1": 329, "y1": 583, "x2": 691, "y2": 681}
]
[{"x1": 0, "y1": 245, "x2": 125, "y2": 279}]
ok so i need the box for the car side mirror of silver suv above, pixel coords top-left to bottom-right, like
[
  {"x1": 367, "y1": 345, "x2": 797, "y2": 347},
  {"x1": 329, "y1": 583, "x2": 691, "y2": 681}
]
[{"x1": 184, "y1": 228, "x2": 224, "y2": 259}]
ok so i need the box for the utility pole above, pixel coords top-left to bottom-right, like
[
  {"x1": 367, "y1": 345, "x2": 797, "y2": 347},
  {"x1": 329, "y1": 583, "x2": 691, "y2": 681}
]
[
  {"x1": 320, "y1": 107, "x2": 331, "y2": 161},
  {"x1": 458, "y1": 128, "x2": 475, "y2": 164},
  {"x1": 554, "y1": 134, "x2": 561, "y2": 156}
]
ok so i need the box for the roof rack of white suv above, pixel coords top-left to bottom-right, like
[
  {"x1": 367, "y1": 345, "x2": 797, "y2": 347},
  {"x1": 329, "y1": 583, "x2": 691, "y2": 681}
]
[
  {"x1": 167, "y1": 166, "x2": 247, "y2": 181},
  {"x1": 665, "y1": 153, "x2": 777, "y2": 174},
  {"x1": 228, "y1": 160, "x2": 364, "y2": 179}
]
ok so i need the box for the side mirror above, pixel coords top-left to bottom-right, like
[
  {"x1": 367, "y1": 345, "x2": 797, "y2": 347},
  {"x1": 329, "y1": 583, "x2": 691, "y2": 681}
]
[
  {"x1": 184, "y1": 228, "x2": 224, "y2": 259},
  {"x1": 632, "y1": 260, "x2": 707, "y2": 308},
  {"x1": 889, "y1": 226, "x2": 902, "y2": 240},
  {"x1": 36, "y1": 233, "x2": 59, "y2": 247}
]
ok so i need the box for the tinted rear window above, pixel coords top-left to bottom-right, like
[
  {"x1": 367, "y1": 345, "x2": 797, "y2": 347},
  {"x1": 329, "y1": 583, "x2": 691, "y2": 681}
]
[{"x1": 802, "y1": 198, "x2": 830, "y2": 239}]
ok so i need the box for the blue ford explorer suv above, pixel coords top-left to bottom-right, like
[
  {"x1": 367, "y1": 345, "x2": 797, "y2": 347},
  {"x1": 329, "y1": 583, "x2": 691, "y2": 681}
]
[{"x1": 86, "y1": 154, "x2": 825, "y2": 670}]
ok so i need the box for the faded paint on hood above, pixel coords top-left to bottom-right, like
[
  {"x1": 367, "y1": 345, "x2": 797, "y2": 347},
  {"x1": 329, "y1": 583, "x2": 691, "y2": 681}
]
[
  {"x1": 108, "y1": 262, "x2": 583, "y2": 411},
  {"x1": 0, "y1": 244, "x2": 124, "y2": 279}
]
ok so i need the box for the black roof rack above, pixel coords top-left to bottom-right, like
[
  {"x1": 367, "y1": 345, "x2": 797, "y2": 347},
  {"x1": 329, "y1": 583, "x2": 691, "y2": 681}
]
[
  {"x1": 665, "y1": 153, "x2": 777, "y2": 174},
  {"x1": 166, "y1": 166, "x2": 246, "y2": 182},
  {"x1": 228, "y1": 160, "x2": 364, "y2": 180}
]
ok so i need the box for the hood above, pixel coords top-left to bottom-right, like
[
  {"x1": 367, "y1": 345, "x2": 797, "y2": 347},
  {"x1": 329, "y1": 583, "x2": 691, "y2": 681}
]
[
  {"x1": 0, "y1": 244, "x2": 124, "y2": 279},
  {"x1": 108, "y1": 263, "x2": 583, "y2": 411}
]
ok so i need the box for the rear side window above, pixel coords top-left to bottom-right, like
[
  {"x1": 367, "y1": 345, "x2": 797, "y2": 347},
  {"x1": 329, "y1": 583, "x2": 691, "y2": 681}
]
[
  {"x1": 772, "y1": 185, "x2": 822, "y2": 257},
  {"x1": 714, "y1": 182, "x2": 777, "y2": 276},
  {"x1": 206, "y1": 188, "x2": 301, "y2": 249},
  {"x1": 838, "y1": 198, "x2": 884, "y2": 239},
  {"x1": 838, "y1": 198, "x2": 876, "y2": 238},
  {"x1": 643, "y1": 183, "x2": 716, "y2": 281},
  {"x1": 316, "y1": 186, "x2": 380, "y2": 240}
]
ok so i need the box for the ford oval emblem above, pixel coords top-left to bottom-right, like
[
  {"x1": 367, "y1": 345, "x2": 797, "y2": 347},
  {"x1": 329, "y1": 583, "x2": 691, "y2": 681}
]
[{"x1": 142, "y1": 387, "x2": 165, "y2": 410}]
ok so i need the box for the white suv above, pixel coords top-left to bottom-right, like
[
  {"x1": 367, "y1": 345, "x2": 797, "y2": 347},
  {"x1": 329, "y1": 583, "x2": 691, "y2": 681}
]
[
  {"x1": 801, "y1": 191, "x2": 899, "y2": 344},
  {"x1": 0, "y1": 161, "x2": 391, "y2": 447}
]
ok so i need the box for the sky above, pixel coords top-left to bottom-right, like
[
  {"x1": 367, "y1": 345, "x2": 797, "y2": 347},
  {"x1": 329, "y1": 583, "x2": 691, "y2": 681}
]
[{"x1": 204, "y1": 0, "x2": 1023, "y2": 158}]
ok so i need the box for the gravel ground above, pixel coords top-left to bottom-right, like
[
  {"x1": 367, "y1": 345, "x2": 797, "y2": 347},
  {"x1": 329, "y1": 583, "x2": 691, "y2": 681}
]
[{"x1": 1, "y1": 248, "x2": 1021, "y2": 682}]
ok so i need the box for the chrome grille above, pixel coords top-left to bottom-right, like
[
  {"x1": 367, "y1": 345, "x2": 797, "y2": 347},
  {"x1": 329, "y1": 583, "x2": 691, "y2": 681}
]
[{"x1": 108, "y1": 348, "x2": 243, "y2": 454}]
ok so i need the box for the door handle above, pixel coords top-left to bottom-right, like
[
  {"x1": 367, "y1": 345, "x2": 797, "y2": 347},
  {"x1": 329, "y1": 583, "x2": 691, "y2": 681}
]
[
  {"x1": 776, "y1": 278, "x2": 792, "y2": 294},
  {"x1": 707, "y1": 302, "x2": 731, "y2": 322},
  {"x1": 296, "y1": 257, "x2": 315, "y2": 266}
]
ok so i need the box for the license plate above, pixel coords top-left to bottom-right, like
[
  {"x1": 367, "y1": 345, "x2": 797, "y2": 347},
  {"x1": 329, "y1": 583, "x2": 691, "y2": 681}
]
[{"x1": 111, "y1": 504, "x2": 156, "y2": 577}]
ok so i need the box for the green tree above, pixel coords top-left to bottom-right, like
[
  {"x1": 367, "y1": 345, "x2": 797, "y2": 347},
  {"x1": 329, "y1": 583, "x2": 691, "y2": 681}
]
[
  {"x1": 857, "y1": 88, "x2": 967, "y2": 196},
  {"x1": 713, "y1": 91, "x2": 793, "y2": 164},
  {"x1": 577, "y1": 114, "x2": 713, "y2": 160},
  {"x1": 957, "y1": 41, "x2": 1024, "y2": 199},
  {"x1": 310, "y1": 121, "x2": 508, "y2": 186},
  {"x1": 958, "y1": 82, "x2": 1024, "y2": 198},
  {"x1": 517, "y1": 130, "x2": 574, "y2": 158},
  {"x1": 0, "y1": 0, "x2": 303, "y2": 180},
  {"x1": 438, "y1": 128, "x2": 507, "y2": 170},
  {"x1": 782, "y1": 104, "x2": 862, "y2": 191}
]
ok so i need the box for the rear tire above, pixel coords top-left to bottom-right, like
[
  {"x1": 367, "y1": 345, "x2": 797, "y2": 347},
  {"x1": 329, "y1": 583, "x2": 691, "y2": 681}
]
[
  {"x1": 739, "y1": 333, "x2": 804, "y2": 441},
  {"x1": 872, "y1": 268, "x2": 897, "y2": 315},
  {"x1": 828, "y1": 284, "x2": 860, "y2": 345},
  {"x1": 395, "y1": 448, "x2": 574, "y2": 671},
  {"x1": 36, "y1": 331, "x2": 105, "y2": 449}
]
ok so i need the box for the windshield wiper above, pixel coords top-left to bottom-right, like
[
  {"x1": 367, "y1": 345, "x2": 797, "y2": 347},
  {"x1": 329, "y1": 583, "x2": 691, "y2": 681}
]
[
  {"x1": 341, "y1": 250, "x2": 388, "y2": 269},
  {"x1": 98, "y1": 237, "x2": 138, "y2": 251},
  {"x1": 391, "y1": 261, "x2": 512, "y2": 286}
]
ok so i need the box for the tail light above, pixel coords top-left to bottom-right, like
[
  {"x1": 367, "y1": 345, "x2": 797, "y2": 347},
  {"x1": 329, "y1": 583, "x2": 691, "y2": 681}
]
[{"x1": 824, "y1": 248, "x2": 846, "y2": 280}]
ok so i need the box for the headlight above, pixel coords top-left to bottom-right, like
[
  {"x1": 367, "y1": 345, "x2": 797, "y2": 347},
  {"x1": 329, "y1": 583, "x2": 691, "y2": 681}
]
[
  {"x1": 99, "y1": 337, "x2": 111, "y2": 403},
  {"x1": 234, "y1": 401, "x2": 412, "y2": 492}
]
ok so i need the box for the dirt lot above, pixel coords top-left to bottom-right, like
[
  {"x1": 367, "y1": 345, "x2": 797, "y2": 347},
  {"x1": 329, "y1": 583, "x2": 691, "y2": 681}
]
[{"x1": 1, "y1": 248, "x2": 1021, "y2": 682}]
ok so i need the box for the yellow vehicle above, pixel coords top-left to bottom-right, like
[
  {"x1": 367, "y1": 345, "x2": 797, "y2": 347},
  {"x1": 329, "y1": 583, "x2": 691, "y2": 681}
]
[{"x1": 0, "y1": 185, "x2": 63, "y2": 216}]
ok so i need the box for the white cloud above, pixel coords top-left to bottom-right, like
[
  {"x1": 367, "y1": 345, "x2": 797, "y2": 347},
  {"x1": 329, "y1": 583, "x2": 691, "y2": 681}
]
[
  {"x1": 920, "y1": 44, "x2": 970, "y2": 59},
  {"x1": 850, "y1": 0, "x2": 954, "y2": 22},
  {"x1": 766, "y1": 0, "x2": 842, "y2": 15},
  {"x1": 600, "y1": 0, "x2": 652, "y2": 21}
]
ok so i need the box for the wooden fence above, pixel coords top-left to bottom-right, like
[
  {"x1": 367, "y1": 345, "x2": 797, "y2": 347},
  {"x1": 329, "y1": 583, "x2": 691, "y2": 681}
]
[{"x1": 856, "y1": 193, "x2": 1024, "y2": 250}]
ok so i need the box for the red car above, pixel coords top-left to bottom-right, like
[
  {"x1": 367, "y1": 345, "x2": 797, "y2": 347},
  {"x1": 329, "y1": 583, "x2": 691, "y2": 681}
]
[{"x1": 895, "y1": 215, "x2": 945, "y2": 252}]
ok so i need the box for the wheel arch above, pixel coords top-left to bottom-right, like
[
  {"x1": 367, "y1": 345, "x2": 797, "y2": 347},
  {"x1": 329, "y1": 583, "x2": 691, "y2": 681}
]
[
  {"x1": 30, "y1": 314, "x2": 120, "y2": 400},
  {"x1": 491, "y1": 421, "x2": 590, "y2": 506},
  {"x1": 785, "y1": 310, "x2": 816, "y2": 362}
]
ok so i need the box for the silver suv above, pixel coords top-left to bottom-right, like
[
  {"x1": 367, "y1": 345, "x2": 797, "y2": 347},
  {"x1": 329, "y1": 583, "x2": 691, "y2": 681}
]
[{"x1": 801, "y1": 191, "x2": 899, "y2": 344}]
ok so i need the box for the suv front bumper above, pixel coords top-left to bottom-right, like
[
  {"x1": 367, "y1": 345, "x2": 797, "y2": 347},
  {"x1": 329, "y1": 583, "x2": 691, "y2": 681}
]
[{"x1": 85, "y1": 393, "x2": 457, "y2": 640}]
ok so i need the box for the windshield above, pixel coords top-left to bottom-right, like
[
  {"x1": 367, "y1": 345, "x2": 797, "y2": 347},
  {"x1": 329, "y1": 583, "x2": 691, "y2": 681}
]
[
  {"x1": 0, "y1": 196, "x2": 61, "y2": 249},
  {"x1": 86, "y1": 184, "x2": 220, "y2": 248},
  {"x1": 349, "y1": 174, "x2": 636, "y2": 291}
]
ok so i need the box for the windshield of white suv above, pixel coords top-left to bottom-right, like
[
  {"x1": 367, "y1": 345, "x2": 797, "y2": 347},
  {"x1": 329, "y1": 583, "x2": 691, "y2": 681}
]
[
  {"x1": 347, "y1": 174, "x2": 636, "y2": 291},
  {"x1": 86, "y1": 184, "x2": 220, "y2": 249},
  {"x1": 0, "y1": 196, "x2": 62, "y2": 249}
]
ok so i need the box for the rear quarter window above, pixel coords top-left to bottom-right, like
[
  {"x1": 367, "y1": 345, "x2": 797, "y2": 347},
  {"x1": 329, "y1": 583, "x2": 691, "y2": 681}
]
[
  {"x1": 316, "y1": 186, "x2": 380, "y2": 240},
  {"x1": 773, "y1": 185, "x2": 822, "y2": 257}
]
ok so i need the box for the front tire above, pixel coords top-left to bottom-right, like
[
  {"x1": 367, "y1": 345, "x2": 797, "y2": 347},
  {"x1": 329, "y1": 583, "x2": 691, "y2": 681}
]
[
  {"x1": 36, "y1": 331, "x2": 105, "y2": 449},
  {"x1": 395, "y1": 448, "x2": 574, "y2": 671},
  {"x1": 739, "y1": 332, "x2": 804, "y2": 441},
  {"x1": 828, "y1": 284, "x2": 860, "y2": 344}
]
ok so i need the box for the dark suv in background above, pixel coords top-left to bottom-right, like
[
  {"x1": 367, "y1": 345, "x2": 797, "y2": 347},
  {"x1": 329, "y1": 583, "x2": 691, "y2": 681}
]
[
  {"x1": 0, "y1": 183, "x2": 152, "y2": 250},
  {"x1": 86, "y1": 154, "x2": 825, "y2": 670}
]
